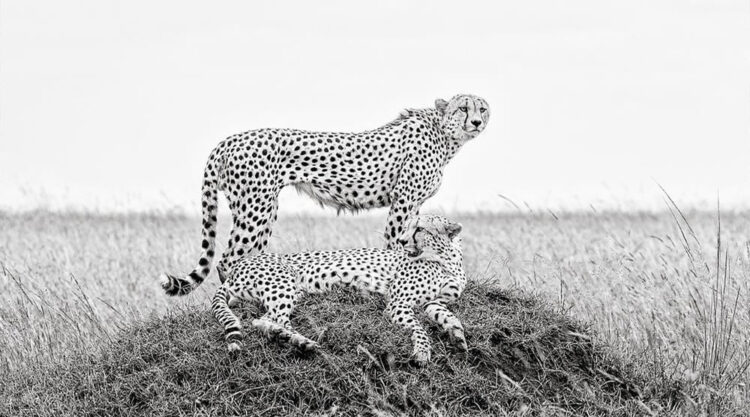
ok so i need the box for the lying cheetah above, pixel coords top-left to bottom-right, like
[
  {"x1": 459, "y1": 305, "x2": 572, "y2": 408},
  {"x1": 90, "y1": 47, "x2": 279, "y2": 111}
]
[{"x1": 162, "y1": 215, "x2": 467, "y2": 365}]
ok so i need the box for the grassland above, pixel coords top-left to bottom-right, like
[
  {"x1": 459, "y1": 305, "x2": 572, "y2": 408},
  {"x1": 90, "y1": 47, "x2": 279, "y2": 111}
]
[{"x1": 1, "y1": 208, "x2": 748, "y2": 414}]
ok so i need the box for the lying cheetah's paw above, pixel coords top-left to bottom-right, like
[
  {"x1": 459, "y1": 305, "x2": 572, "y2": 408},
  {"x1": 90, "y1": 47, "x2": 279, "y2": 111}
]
[
  {"x1": 410, "y1": 349, "x2": 431, "y2": 366},
  {"x1": 300, "y1": 340, "x2": 319, "y2": 351},
  {"x1": 288, "y1": 333, "x2": 319, "y2": 351},
  {"x1": 448, "y1": 328, "x2": 468, "y2": 351}
]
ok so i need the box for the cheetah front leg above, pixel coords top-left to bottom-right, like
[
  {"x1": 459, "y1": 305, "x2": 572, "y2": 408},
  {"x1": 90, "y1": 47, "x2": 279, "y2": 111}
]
[
  {"x1": 384, "y1": 161, "x2": 440, "y2": 250},
  {"x1": 424, "y1": 300, "x2": 467, "y2": 351},
  {"x1": 386, "y1": 301, "x2": 432, "y2": 365},
  {"x1": 384, "y1": 198, "x2": 418, "y2": 250}
]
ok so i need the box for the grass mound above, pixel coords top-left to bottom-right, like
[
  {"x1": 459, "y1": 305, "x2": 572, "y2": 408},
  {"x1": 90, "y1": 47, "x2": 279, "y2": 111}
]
[{"x1": 4, "y1": 284, "x2": 678, "y2": 416}]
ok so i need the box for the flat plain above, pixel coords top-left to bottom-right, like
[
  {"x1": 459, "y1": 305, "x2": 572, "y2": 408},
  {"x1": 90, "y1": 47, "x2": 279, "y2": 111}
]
[{"x1": 1, "y1": 208, "x2": 748, "y2": 414}]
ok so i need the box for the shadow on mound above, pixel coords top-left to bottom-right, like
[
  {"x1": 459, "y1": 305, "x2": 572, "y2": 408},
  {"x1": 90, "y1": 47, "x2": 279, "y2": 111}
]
[{"x1": 5, "y1": 284, "x2": 680, "y2": 416}]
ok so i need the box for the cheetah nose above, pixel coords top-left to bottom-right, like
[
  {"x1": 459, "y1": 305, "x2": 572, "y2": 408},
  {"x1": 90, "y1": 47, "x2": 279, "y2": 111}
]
[
  {"x1": 471, "y1": 120, "x2": 482, "y2": 127},
  {"x1": 397, "y1": 237, "x2": 408, "y2": 246}
]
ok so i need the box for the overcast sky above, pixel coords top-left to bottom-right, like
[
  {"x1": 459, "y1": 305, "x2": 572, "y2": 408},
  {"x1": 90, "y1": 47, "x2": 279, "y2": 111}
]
[{"x1": 1, "y1": 0, "x2": 748, "y2": 213}]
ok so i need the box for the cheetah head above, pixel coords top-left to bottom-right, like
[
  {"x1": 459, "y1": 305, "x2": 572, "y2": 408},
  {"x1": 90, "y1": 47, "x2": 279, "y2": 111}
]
[
  {"x1": 435, "y1": 94, "x2": 490, "y2": 142},
  {"x1": 398, "y1": 215, "x2": 463, "y2": 263}
]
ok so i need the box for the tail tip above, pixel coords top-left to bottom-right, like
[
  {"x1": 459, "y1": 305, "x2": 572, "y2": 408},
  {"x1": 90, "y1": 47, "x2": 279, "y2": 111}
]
[{"x1": 159, "y1": 273, "x2": 172, "y2": 290}]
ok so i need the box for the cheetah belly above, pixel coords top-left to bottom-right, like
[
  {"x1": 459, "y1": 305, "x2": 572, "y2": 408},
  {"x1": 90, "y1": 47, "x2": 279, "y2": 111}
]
[
  {"x1": 288, "y1": 249, "x2": 401, "y2": 295},
  {"x1": 277, "y1": 130, "x2": 402, "y2": 212},
  {"x1": 294, "y1": 181, "x2": 392, "y2": 211}
]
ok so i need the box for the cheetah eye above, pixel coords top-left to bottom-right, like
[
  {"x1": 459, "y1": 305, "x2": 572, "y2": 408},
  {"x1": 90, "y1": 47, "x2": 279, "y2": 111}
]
[
  {"x1": 415, "y1": 226, "x2": 424, "y2": 232},
  {"x1": 480, "y1": 108, "x2": 487, "y2": 113},
  {"x1": 458, "y1": 106, "x2": 468, "y2": 112}
]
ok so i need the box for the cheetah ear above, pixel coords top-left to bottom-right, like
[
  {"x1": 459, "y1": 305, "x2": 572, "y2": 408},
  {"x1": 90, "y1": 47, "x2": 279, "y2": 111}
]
[
  {"x1": 435, "y1": 98, "x2": 449, "y2": 115},
  {"x1": 446, "y1": 222, "x2": 462, "y2": 239}
]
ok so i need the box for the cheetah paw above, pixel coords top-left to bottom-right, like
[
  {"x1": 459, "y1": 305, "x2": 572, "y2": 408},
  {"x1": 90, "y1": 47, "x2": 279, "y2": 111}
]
[
  {"x1": 288, "y1": 334, "x2": 319, "y2": 351},
  {"x1": 411, "y1": 350, "x2": 431, "y2": 366},
  {"x1": 455, "y1": 338, "x2": 468, "y2": 352},
  {"x1": 302, "y1": 341, "x2": 320, "y2": 351},
  {"x1": 448, "y1": 329, "x2": 468, "y2": 351},
  {"x1": 252, "y1": 318, "x2": 281, "y2": 336}
]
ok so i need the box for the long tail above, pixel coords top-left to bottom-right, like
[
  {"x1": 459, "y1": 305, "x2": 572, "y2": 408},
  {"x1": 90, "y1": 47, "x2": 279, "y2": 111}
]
[{"x1": 161, "y1": 146, "x2": 222, "y2": 296}]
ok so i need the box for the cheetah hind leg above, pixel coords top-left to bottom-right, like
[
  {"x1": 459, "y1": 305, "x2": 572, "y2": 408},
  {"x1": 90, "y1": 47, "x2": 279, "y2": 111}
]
[
  {"x1": 215, "y1": 264, "x2": 242, "y2": 307},
  {"x1": 252, "y1": 316, "x2": 319, "y2": 351},
  {"x1": 211, "y1": 285, "x2": 244, "y2": 352}
]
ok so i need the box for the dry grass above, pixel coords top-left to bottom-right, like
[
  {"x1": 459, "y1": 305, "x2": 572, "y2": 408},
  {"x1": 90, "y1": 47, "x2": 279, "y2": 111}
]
[{"x1": 1, "y1": 207, "x2": 749, "y2": 414}]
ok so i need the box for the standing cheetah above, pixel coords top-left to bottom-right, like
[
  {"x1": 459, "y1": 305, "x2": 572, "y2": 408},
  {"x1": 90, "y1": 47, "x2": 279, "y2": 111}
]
[
  {"x1": 161, "y1": 95, "x2": 489, "y2": 289},
  {"x1": 162, "y1": 215, "x2": 467, "y2": 365}
]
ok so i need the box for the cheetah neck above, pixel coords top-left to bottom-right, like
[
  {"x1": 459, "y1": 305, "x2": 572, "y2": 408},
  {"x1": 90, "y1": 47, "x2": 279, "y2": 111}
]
[
  {"x1": 405, "y1": 244, "x2": 464, "y2": 280},
  {"x1": 442, "y1": 139, "x2": 465, "y2": 166},
  {"x1": 375, "y1": 108, "x2": 461, "y2": 167},
  {"x1": 441, "y1": 245, "x2": 465, "y2": 279}
]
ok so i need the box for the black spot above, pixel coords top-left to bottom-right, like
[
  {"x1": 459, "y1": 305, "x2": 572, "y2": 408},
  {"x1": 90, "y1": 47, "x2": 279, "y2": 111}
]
[{"x1": 189, "y1": 271, "x2": 204, "y2": 284}]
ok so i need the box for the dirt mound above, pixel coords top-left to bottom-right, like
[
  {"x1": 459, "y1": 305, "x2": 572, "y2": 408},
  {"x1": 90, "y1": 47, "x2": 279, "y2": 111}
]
[{"x1": 3, "y1": 285, "x2": 678, "y2": 416}]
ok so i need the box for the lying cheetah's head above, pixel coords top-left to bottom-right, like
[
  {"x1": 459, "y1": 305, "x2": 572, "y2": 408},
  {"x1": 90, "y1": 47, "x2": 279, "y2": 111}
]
[
  {"x1": 435, "y1": 94, "x2": 490, "y2": 142},
  {"x1": 398, "y1": 215, "x2": 463, "y2": 262}
]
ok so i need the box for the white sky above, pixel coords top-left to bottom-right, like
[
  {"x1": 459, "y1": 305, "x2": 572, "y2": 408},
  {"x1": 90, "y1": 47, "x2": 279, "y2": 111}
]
[{"x1": 1, "y1": 0, "x2": 748, "y2": 213}]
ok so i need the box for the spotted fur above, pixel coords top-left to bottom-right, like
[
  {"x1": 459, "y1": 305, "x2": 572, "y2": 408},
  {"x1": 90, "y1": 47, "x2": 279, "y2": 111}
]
[
  {"x1": 206, "y1": 215, "x2": 466, "y2": 365},
  {"x1": 160, "y1": 95, "x2": 489, "y2": 295}
]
